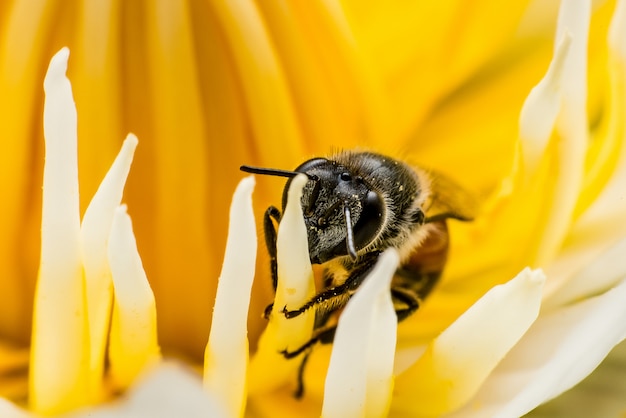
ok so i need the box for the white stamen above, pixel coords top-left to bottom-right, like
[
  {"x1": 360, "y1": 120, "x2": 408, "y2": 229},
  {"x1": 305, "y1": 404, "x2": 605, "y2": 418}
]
[
  {"x1": 204, "y1": 176, "x2": 257, "y2": 418},
  {"x1": 248, "y1": 174, "x2": 316, "y2": 394},
  {"x1": 81, "y1": 134, "x2": 138, "y2": 389},
  {"x1": 322, "y1": 250, "x2": 399, "y2": 418},
  {"x1": 108, "y1": 205, "x2": 160, "y2": 389},
  {"x1": 30, "y1": 47, "x2": 90, "y2": 414}
]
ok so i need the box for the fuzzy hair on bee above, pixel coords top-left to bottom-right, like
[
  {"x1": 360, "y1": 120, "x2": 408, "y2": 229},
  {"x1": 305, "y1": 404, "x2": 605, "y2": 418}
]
[
  {"x1": 330, "y1": 151, "x2": 433, "y2": 260},
  {"x1": 240, "y1": 150, "x2": 475, "y2": 398}
]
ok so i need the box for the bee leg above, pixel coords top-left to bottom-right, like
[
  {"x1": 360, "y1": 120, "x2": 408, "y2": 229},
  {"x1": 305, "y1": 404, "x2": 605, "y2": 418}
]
[
  {"x1": 264, "y1": 206, "x2": 282, "y2": 291},
  {"x1": 294, "y1": 350, "x2": 311, "y2": 399},
  {"x1": 262, "y1": 303, "x2": 274, "y2": 319},
  {"x1": 282, "y1": 253, "x2": 380, "y2": 319},
  {"x1": 281, "y1": 287, "x2": 350, "y2": 319},
  {"x1": 280, "y1": 324, "x2": 337, "y2": 359},
  {"x1": 391, "y1": 286, "x2": 421, "y2": 321},
  {"x1": 262, "y1": 206, "x2": 282, "y2": 319},
  {"x1": 280, "y1": 325, "x2": 338, "y2": 399}
]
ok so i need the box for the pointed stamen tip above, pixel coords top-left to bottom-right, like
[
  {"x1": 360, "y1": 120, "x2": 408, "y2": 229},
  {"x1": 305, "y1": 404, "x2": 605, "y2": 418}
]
[
  {"x1": 528, "y1": 268, "x2": 547, "y2": 284},
  {"x1": 237, "y1": 175, "x2": 256, "y2": 195},
  {"x1": 124, "y1": 133, "x2": 139, "y2": 148},
  {"x1": 44, "y1": 48, "x2": 70, "y2": 88},
  {"x1": 115, "y1": 204, "x2": 129, "y2": 216},
  {"x1": 51, "y1": 47, "x2": 70, "y2": 64},
  {"x1": 288, "y1": 174, "x2": 309, "y2": 200},
  {"x1": 518, "y1": 267, "x2": 547, "y2": 285}
]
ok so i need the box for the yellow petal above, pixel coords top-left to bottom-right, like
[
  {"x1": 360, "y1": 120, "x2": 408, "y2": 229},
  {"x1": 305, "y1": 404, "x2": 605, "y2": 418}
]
[
  {"x1": 392, "y1": 268, "x2": 545, "y2": 416},
  {"x1": 252, "y1": 2, "x2": 369, "y2": 152},
  {"x1": 407, "y1": 42, "x2": 552, "y2": 195},
  {"x1": 0, "y1": 0, "x2": 53, "y2": 342},
  {"x1": 437, "y1": 0, "x2": 594, "y2": 298},
  {"x1": 72, "y1": 0, "x2": 125, "y2": 208},
  {"x1": 0, "y1": 342, "x2": 28, "y2": 401},
  {"x1": 209, "y1": 0, "x2": 304, "y2": 165},
  {"x1": 204, "y1": 176, "x2": 257, "y2": 418},
  {"x1": 345, "y1": 0, "x2": 535, "y2": 142},
  {"x1": 108, "y1": 205, "x2": 160, "y2": 390},
  {"x1": 138, "y1": 0, "x2": 214, "y2": 357},
  {"x1": 29, "y1": 47, "x2": 90, "y2": 414},
  {"x1": 321, "y1": 250, "x2": 399, "y2": 418}
]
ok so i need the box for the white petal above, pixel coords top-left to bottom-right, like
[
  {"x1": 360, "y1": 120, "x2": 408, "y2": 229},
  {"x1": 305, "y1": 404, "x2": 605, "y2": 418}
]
[
  {"x1": 81, "y1": 134, "x2": 138, "y2": 386},
  {"x1": 518, "y1": 33, "x2": 571, "y2": 171},
  {"x1": 537, "y1": 0, "x2": 590, "y2": 260},
  {"x1": 248, "y1": 174, "x2": 316, "y2": 394},
  {"x1": 392, "y1": 268, "x2": 545, "y2": 416},
  {"x1": 108, "y1": 205, "x2": 160, "y2": 389},
  {"x1": 526, "y1": 339, "x2": 626, "y2": 417},
  {"x1": 555, "y1": 0, "x2": 590, "y2": 114},
  {"x1": 544, "y1": 236, "x2": 626, "y2": 308},
  {"x1": 0, "y1": 399, "x2": 33, "y2": 418},
  {"x1": 275, "y1": 174, "x2": 317, "y2": 322},
  {"x1": 321, "y1": 250, "x2": 399, "y2": 418},
  {"x1": 30, "y1": 47, "x2": 90, "y2": 413},
  {"x1": 204, "y1": 176, "x2": 257, "y2": 418},
  {"x1": 64, "y1": 363, "x2": 227, "y2": 418},
  {"x1": 609, "y1": 0, "x2": 626, "y2": 60},
  {"x1": 531, "y1": 0, "x2": 590, "y2": 265},
  {"x1": 447, "y1": 277, "x2": 626, "y2": 418},
  {"x1": 38, "y1": 45, "x2": 82, "y2": 323}
]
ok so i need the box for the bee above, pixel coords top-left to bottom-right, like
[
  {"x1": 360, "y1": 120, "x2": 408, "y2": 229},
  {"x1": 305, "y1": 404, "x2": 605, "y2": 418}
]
[{"x1": 240, "y1": 150, "x2": 475, "y2": 397}]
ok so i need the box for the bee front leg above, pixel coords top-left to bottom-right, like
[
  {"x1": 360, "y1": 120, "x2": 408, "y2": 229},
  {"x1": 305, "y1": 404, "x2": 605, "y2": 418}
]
[
  {"x1": 263, "y1": 206, "x2": 281, "y2": 319},
  {"x1": 279, "y1": 324, "x2": 337, "y2": 359},
  {"x1": 281, "y1": 252, "x2": 381, "y2": 319}
]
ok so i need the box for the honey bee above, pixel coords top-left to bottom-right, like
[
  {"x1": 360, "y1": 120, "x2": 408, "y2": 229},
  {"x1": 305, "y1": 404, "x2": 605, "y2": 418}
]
[{"x1": 241, "y1": 150, "x2": 475, "y2": 397}]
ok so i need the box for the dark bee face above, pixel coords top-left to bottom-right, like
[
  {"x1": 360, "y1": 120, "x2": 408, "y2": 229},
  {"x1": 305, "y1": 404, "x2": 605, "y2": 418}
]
[
  {"x1": 241, "y1": 151, "x2": 426, "y2": 266},
  {"x1": 282, "y1": 158, "x2": 385, "y2": 264}
]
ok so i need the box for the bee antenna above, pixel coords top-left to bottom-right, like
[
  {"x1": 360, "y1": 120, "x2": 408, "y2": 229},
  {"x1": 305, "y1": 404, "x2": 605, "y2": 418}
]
[
  {"x1": 240, "y1": 165, "x2": 317, "y2": 181},
  {"x1": 343, "y1": 204, "x2": 358, "y2": 261}
]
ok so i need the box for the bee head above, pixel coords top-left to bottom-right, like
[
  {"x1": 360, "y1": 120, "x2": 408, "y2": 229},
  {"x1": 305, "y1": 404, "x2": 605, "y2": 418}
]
[
  {"x1": 241, "y1": 158, "x2": 385, "y2": 264},
  {"x1": 283, "y1": 158, "x2": 385, "y2": 264}
]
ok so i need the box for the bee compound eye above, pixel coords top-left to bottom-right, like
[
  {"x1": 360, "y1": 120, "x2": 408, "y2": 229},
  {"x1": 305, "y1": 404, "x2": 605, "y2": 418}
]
[{"x1": 352, "y1": 190, "x2": 384, "y2": 250}]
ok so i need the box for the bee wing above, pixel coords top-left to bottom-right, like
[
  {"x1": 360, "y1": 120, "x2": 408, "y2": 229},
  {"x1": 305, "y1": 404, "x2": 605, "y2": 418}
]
[{"x1": 423, "y1": 172, "x2": 478, "y2": 223}]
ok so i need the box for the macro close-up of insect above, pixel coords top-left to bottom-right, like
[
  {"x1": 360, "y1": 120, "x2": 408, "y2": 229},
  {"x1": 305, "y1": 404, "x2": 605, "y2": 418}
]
[{"x1": 241, "y1": 150, "x2": 476, "y2": 397}]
